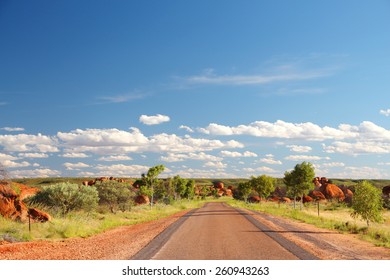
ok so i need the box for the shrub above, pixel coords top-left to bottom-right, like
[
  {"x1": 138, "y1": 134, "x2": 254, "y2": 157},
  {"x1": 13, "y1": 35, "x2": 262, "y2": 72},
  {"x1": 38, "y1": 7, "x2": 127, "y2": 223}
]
[
  {"x1": 96, "y1": 181, "x2": 134, "y2": 213},
  {"x1": 351, "y1": 180, "x2": 383, "y2": 227},
  {"x1": 31, "y1": 182, "x2": 99, "y2": 215}
]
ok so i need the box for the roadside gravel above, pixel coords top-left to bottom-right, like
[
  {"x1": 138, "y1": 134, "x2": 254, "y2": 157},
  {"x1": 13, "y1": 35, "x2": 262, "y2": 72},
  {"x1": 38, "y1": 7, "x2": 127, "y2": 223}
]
[{"x1": 0, "y1": 210, "x2": 190, "y2": 260}]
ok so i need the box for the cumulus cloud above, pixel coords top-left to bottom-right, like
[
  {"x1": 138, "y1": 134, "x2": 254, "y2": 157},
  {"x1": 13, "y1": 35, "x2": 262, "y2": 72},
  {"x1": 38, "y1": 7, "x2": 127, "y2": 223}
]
[
  {"x1": 380, "y1": 109, "x2": 390, "y2": 117},
  {"x1": 94, "y1": 164, "x2": 161, "y2": 177},
  {"x1": 284, "y1": 155, "x2": 329, "y2": 161},
  {"x1": 243, "y1": 166, "x2": 279, "y2": 175},
  {"x1": 287, "y1": 145, "x2": 312, "y2": 153},
  {"x1": 220, "y1": 150, "x2": 258, "y2": 158},
  {"x1": 139, "y1": 114, "x2": 170, "y2": 125},
  {"x1": 63, "y1": 162, "x2": 90, "y2": 170},
  {"x1": 98, "y1": 155, "x2": 133, "y2": 162},
  {"x1": 321, "y1": 162, "x2": 345, "y2": 167},
  {"x1": 161, "y1": 152, "x2": 222, "y2": 162},
  {"x1": 10, "y1": 168, "x2": 61, "y2": 178},
  {"x1": 18, "y1": 153, "x2": 48, "y2": 158},
  {"x1": 60, "y1": 153, "x2": 90, "y2": 158},
  {"x1": 179, "y1": 125, "x2": 194, "y2": 133},
  {"x1": 323, "y1": 141, "x2": 390, "y2": 155},
  {"x1": 0, "y1": 133, "x2": 59, "y2": 152},
  {"x1": 258, "y1": 154, "x2": 282, "y2": 165},
  {"x1": 203, "y1": 161, "x2": 227, "y2": 169},
  {"x1": 198, "y1": 120, "x2": 359, "y2": 140}
]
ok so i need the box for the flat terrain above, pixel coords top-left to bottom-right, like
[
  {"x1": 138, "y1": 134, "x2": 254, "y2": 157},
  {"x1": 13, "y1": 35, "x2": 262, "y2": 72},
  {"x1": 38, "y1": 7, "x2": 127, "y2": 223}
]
[{"x1": 0, "y1": 202, "x2": 389, "y2": 260}]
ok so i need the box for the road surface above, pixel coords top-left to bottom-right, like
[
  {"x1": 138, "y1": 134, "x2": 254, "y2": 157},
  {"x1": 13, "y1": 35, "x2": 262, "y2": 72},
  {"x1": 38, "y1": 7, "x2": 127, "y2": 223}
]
[{"x1": 132, "y1": 202, "x2": 318, "y2": 260}]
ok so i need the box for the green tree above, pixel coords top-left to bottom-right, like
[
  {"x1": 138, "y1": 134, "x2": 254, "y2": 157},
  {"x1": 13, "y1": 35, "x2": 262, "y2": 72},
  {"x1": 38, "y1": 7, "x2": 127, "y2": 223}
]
[
  {"x1": 250, "y1": 175, "x2": 275, "y2": 200},
  {"x1": 237, "y1": 181, "x2": 253, "y2": 203},
  {"x1": 32, "y1": 182, "x2": 99, "y2": 215},
  {"x1": 284, "y1": 162, "x2": 315, "y2": 208},
  {"x1": 351, "y1": 180, "x2": 383, "y2": 227},
  {"x1": 96, "y1": 181, "x2": 133, "y2": 213},
  {"x1": 142, "y1": 164, "x2": 165, "y2": 208},
  {"x1": 172, "y1": 175, "x2": 188, "y2": 200},
  {"x1": 185, "y1": 179, "x2": 196, "y2": 200}
]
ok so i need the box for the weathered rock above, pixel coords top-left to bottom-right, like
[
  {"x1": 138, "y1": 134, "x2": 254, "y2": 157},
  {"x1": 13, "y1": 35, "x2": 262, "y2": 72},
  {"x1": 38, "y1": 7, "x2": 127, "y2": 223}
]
[
  {"x1": 382, "y1": 185, "x2": 390, "y2": 197},
  {"x1": 134, "y1": 195, "x2": 150, "y2": 205},
  {"x1": 28, "y1": 208, "x2": 52, "y2": 222},
  {"x1": 309, "y1": 190, "x2": 326, "y2": 200},
  {"x1": 248, "y1": 196, "x2": 261, "y2": 203},
  {"x1": 0, "y1": 183, "x2": 51, "y2": 223},
  {"x1": 214, "y1": 181, "x2": 224, "y2": 189},
  {"x1": 319, "y1": 183, "x2": 345, "y2": 201},
  {"x1": 303, "y1": 195, "x2": 313, "y2": 203}
]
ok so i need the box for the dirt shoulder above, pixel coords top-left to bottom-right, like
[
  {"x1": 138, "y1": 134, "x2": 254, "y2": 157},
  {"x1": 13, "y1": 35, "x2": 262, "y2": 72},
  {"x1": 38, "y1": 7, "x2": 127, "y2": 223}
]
[
  {"x1": 1, "y1": 207, "x2": 389, "y2": 260},
  {"x1": 245, "y1": 209, "x2": 390, "y2": 260},
  {"x1": 0, "y1": 210, "x2": 190, "y2": 260}
]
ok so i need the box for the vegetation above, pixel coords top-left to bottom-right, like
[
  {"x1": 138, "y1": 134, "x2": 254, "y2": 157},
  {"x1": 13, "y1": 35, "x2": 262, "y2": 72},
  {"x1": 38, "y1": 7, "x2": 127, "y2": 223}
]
[
  {"x1": 95, "y1": 181, "x2": 135, "y2": 213},
  {"x1": 249, "y1": 175, "x2": 275, "y2": 200},
  {"x1": 284, "y1": 161, "x2": 315, "y2": 207},
  {"x1": 2, "y1": 161, "x2": 390, "y2": 249},
  {"x1": 141, "y1": 164, "x2": 165, "y2": 208},
  {"x1": 351, "y1": 180, "x2": 383, "y2": 227},
  {"x1": 30, "y1": 182, "x2": 99, "y2": 215}
]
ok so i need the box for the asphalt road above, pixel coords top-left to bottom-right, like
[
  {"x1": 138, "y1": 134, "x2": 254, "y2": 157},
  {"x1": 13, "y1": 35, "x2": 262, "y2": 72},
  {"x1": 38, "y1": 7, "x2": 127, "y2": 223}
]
[{"x1": 132, "y1": 202, "x2": 318, "y2": 260}]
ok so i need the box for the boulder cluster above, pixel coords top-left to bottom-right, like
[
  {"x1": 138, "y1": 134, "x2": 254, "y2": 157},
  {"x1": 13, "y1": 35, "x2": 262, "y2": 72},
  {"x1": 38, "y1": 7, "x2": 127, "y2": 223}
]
[{"x1": 0, "y1": 182, "x2": 51, "y2": 223}]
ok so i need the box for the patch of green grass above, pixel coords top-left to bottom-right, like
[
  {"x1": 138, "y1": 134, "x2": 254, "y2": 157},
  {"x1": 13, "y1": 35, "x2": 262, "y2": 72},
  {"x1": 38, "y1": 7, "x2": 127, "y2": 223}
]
[{"x1": 0, "y1": 198, "x2": 212, "y2": 242}]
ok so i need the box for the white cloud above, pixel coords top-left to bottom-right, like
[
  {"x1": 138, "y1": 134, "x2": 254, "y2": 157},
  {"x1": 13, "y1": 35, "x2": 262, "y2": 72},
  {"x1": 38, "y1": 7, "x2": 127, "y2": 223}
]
[
  {"x1": 220, "y1": 150, "x2": 257, "y2": 158},
  {"x1": 380, "y1": 109, "x2": 390, "y2": 117},
  {"x1": 198, "y1": 120, "x2": 359, "y2": 141},
  {"x1": 321, "y1": 162, "x2": 345, "y2": 167},
  {"x1": 161, "y1": 152, "x2": 222, "y2": 162},
  {"x1": 61, "y1": 153, "x2": 90, "y2": 158},
  {"x1": 94, "y1": 164, "x2": 163, "y2": 177},
  {"x1": 323, "y1": 141, "x2": 390, "y2": 155},
  {"x1": 185, "y1": 68, "x2": 330, "y2": 86},
  {"x1": 332, "y1": 166, "x2": 388, "y2": 179},
  {"x1": 139, "y1": 114, "x2": 170, "y2": 125},
  {"x1": 98, "y1": 155, "x2": 133, "y2": 161},
  {"x1": 285, "y1": 155, "x2": 329, "y2": 161},
  {"x1": 258, "y1": 155, "x2": 283, "y2": 165},
  {"x1": 287, "y1": 145, "x2": 312, "y2": 153},
  {"x1": 63, "y1": 162, "x2": 90, "y2": 170},
  {"x1": 243, "y1": 166, "x2": 279, "y2": 175},
  {"x1": 179, "y1": 125, "x2": 194, "y2": 133},
  {"x1": 203, "y1": 161, "x2": 227, "y2": 169},
  {"x1": 18, "y1": 153, "x2": 48, "y2": 158},
  {"x1": 1, "y1": 127, "x2": 25, "y2": 132},
  {"x1": 2, "y1": 160, "x2": 30, "y2": 168},
  {"x1": 10, "y1": 168, "x2": 61, "y2": 178},
  {"x1": 0, "y1": 133, "x2": 59, "y2": 152}
]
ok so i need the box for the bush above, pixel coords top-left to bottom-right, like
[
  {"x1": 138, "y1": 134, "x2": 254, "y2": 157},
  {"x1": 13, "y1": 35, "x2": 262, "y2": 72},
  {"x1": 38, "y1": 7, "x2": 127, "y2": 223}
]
[
  {"x1": 351, "y1": 180, "x2": 383, "y2": 227},
  {"x1": 96, "y1": 181, "x2": 134, "y2": 213},
  {"x1": 31, "y1": 182, "x2": 99, "y2": 215}
]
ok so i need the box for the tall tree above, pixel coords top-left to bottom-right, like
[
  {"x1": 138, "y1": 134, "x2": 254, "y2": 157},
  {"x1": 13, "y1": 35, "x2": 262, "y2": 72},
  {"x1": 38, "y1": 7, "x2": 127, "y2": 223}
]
[
  {"x1": 250, "y1": 175, "x2": 275, "y2": 200},
  {"x1": 351, "y1": 180, "x2": 383, "y2": 227},
  {"x1": 172, "y1": 175, "x2": 188, "y2": 200},
  {"x1": 237, "y1": 181, "x2": 253, "y2": 203},
  {"x1": 284, "y1": 161, "x2": 315, "y2": 208},
  {"x1": 142, "y1": 164, "x2": 165, "y2": 208}
]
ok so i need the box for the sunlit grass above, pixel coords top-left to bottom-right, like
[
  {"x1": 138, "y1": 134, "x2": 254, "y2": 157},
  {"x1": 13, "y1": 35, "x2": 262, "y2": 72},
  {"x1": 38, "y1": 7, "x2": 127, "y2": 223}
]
[
  {"x1": 0, "y1": 198, "x2": 211, "y2": 242},
  {"x1": 226, "y1": 199, "x2": 390, "y2": 248}
]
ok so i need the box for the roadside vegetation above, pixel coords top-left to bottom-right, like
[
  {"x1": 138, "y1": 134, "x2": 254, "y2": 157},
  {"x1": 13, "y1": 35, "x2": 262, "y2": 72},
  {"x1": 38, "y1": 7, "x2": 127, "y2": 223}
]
[{"x1": 1, "y1": 162, "x2": 390, "y2": 249}]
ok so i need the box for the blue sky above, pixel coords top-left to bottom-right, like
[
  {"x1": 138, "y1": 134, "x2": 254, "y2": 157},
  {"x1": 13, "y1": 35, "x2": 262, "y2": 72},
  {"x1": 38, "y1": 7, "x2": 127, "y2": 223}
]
[{"x1": 1, "y1": 0, "x2": 390, "y2": 179}]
